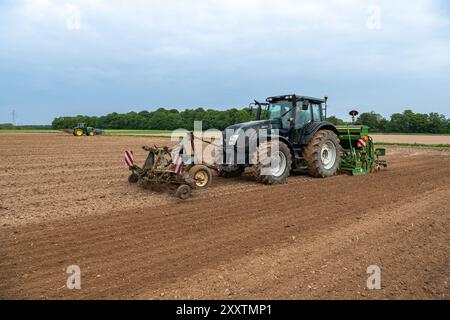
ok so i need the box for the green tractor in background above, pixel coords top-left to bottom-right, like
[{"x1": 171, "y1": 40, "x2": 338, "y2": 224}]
[{"x1": 73, "y1": 123, "x2": 103, "y2": 136}]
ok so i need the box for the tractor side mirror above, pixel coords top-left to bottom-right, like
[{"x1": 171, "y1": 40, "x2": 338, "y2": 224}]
[{"x1": 302, "y1": 101, "x2": 309, "y2": 111}]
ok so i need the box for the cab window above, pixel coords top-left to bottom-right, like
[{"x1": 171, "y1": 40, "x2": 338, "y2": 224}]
[
  {"x1": 267, "y1": 102, "x2": 291, "y2": 129},
  {"x1": 312, "y1": 103, "x2": 322, "y2": 122},
  {"x1": 295, "y1": 103, "x2": 312, "y2": 129}
]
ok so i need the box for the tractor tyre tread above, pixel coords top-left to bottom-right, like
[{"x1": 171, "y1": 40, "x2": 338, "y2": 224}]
[{"x1": 303, "y1": 129, "x2": 341, "y2": 178}]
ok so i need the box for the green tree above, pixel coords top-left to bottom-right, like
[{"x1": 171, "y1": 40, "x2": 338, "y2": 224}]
[
  {"x1": 326, "y1": 116, "x2": 346, "y2": 126},
  {"x1": 356, "y1": 111, "x2": 387, "y2": 132},
  {"x1": 52, "y1": 107, "x2": 449, "y2": 134},
  {"x1": 427, "y1": 112, "x2": 447, "y2": 134},
  {"x1": 0, "y1": 123, "x2": 15, "y2": 129}
]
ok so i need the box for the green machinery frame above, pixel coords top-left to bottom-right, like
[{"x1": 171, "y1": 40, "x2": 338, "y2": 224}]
[{"x1": 337, "y1": 125, "x2": 387, "y2": 175}]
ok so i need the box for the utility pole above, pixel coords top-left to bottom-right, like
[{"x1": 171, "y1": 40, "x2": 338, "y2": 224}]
[{"x1": 12, "y1": 110, "x2": 16, "y2": 126}]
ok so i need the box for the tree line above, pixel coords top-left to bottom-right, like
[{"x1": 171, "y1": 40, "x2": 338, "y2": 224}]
[
  {"x1": 327, "y1": 110, "x2": 450, "y2": 134},
  {"x1": 50, "y1": 108, "x2": 450, "y2": 134},
  {"x1": 51, "y1": 108, "x2": 254, "y2": 131},
  {"x1": 0, "y1": 124, "x2": 53, "y2": 130}
]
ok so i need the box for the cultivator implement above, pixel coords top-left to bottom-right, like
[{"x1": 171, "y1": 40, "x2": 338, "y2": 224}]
[
  {"x1": 125, "y1": 133, "x2": 213, "y2": 199},
  {"x1": 337, "y1": 125, "x2": 387, "y2": 175}
]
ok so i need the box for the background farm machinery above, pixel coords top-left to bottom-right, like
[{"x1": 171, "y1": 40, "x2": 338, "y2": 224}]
[{"x1": 61, "y1": 123, "x2": 103, "y2": 136}]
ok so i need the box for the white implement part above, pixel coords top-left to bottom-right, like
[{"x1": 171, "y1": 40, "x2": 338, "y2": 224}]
[
  {"x1": 124, "y1": 150, "x2": 134, "y2": 167},
  {"x1": 356, "y1": 139, "x2": 367, "y2": 148},
  {"x1": 173, "y1": 154, "x2": 183, "y2": 174}
]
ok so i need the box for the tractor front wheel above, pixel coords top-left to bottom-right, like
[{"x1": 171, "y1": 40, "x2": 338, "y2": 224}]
[
  {"x1": 303, "y1": 130, "x2": 341, "y2": 178},
  {"x1": 251, "y1": 141, "x2": 292, "y2": 185},
  {"x1": 88, "y1": 131, "x2": 95, "y2": 136}
]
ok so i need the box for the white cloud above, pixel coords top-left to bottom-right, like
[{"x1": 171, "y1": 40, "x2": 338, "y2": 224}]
[
  {"x1": 63, "y1": 4, "x2": 81, "y2": 30},
  {"x1": 5, "y1": 1, "x2": 450, "y2": 78},
  {"x1": 1, "y1": 0, "x2": 450, "y2": 122},
  {"x1": 366, "y1": 4, "x2": 382, "y2": 30},
  {"x1": 19, "y1": 0, "x2": 107, "y2": 31}
]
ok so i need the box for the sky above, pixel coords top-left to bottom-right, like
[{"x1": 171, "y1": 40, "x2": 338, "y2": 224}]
[{"x1": 0, "y1": 0, "x2": 450, "y2": 125}]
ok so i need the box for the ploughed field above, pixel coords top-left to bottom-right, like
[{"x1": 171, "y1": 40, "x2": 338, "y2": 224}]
[
  {"x1": 371, "y1": 134, "x2": 450, "y2": 145},
  {"x1": 0, "y1": 133, "x2": 449, "y2": 299}
]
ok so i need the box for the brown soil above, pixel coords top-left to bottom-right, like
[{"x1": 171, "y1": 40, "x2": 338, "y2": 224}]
[
  {"x1": 371, "y1": 134, "x2": 450, "y2": 144},
  {"x1": 0, "y1": 134, "x2": 449, "y2": 299}
]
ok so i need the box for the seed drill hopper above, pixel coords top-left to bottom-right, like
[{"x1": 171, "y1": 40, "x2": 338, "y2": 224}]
[{"x1": 337, "y1": 125, "x2": 387, "y2": 175}]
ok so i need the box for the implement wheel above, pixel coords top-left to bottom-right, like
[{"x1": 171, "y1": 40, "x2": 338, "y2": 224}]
[
  {"x1": 128, "y1": 173, "x2": 139, "y2": 183},
  {"x1": 189, "y1": 165, "x2": 212, "y2": 190},
  {"x1": 176, "y1": 185, "x2": 192, "y2": 199}
]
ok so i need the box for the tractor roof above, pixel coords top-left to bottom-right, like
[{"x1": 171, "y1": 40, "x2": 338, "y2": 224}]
[{"x1": 266, "y1": 94, "x2": 325, "y2": 104}]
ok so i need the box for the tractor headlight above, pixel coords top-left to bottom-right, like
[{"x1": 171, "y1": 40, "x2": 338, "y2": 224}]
[{"x1": 228, "y1": 134, "x2": 240, "y2": 146}]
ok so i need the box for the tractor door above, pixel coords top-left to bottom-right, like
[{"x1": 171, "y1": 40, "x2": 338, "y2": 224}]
[{"x1": 292, "y1": 101, "x2": 312, "y2": 144}]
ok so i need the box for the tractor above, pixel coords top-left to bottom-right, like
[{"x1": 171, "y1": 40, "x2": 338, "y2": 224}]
[
  {"x1": 73, "y1": 123, "x2": 103, "y2": 136},
  {"x1": 219, "y1": 94, "x2": 386, "y2": 184}
]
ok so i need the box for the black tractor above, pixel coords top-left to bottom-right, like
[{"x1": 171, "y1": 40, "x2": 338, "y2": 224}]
[{"x1": 219, "y1": 94, "x2": 341, "y2": 184}]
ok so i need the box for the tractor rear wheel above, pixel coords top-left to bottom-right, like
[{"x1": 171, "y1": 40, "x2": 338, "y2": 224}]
[
  {"x1": 252, "y1": 141, "x2": 292, "y2": 185},
  {"x1": 189, "y1": 165, "x2": 212, "y2": 190},
  {"x1": 303, "y1": 130, "x2": 341, "y2": 178},
  {"x1": 74, "y1": 129, "x2": 84, "y2": 136}
]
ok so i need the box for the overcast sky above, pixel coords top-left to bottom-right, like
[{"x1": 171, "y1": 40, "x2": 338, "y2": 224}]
[{"x1": 1, "y1": 0, "x2": 449, "y2": 125}]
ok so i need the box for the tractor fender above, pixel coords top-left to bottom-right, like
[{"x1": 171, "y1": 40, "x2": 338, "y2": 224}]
[
  {"x1": 300, "y1": 122, "x2": 339, "y2": 146},
  {"x1": 265, "y1": 134, "x2": 295, "y2": 160},
  {"x1": 244, "y1": 131, "x2": 295, "y2": 162}
]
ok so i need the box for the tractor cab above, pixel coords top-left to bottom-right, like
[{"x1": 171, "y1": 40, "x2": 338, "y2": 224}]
[
  {"x1": 237, "y1": 95, "x2": 335, "y2": 147},
  {"x1": 252, "y1": 95, "x2": 328, "y2": 130}
]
